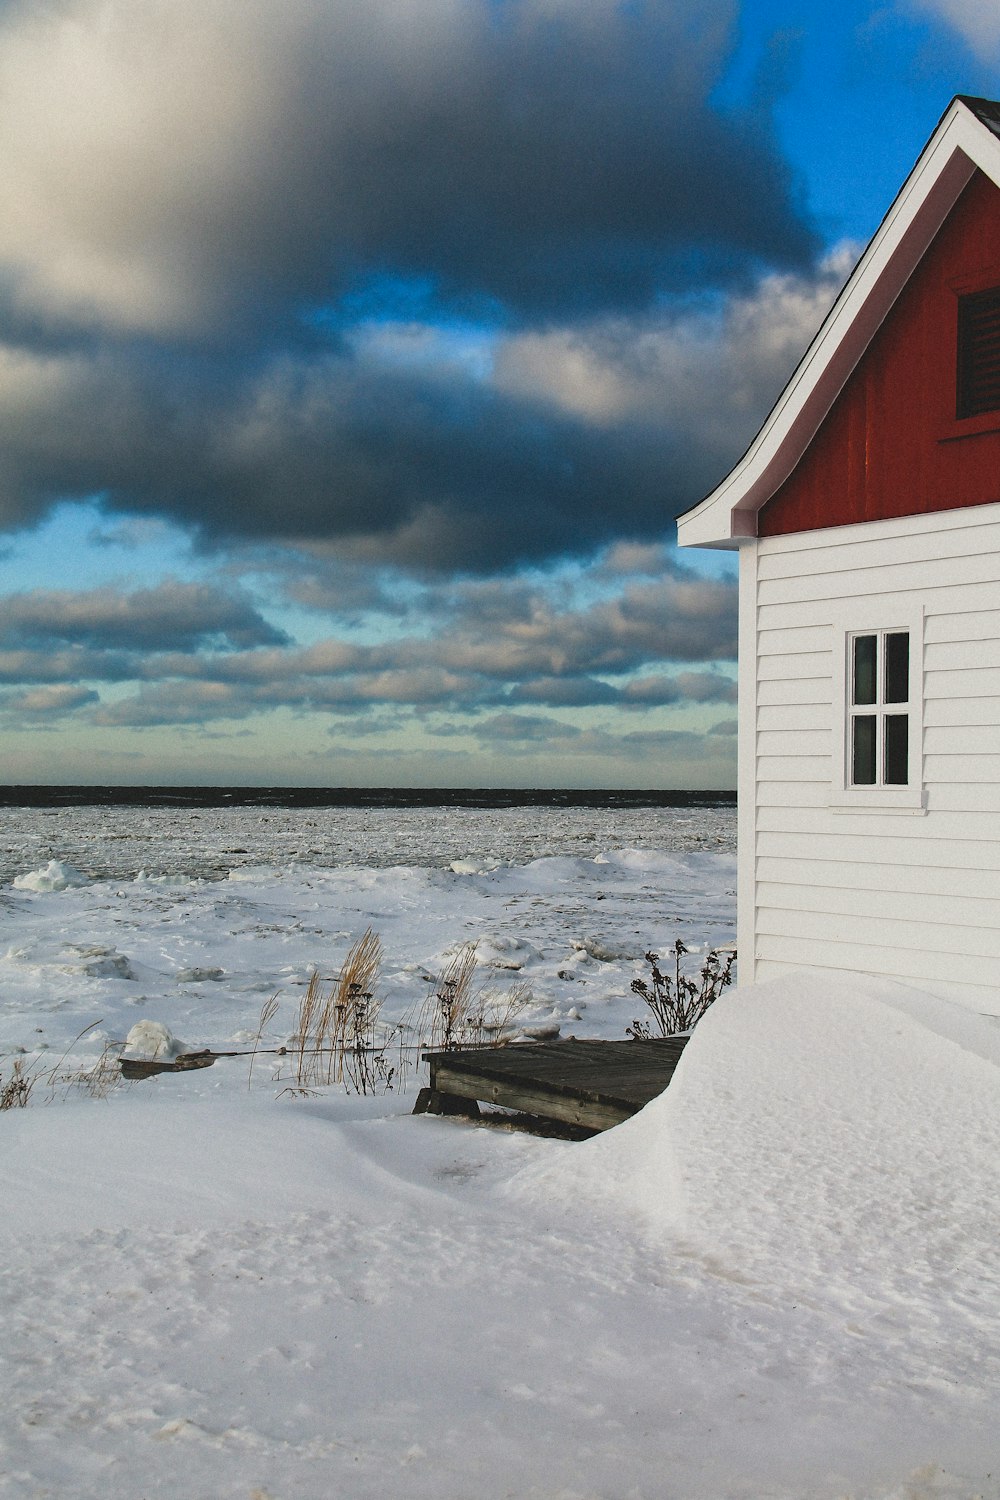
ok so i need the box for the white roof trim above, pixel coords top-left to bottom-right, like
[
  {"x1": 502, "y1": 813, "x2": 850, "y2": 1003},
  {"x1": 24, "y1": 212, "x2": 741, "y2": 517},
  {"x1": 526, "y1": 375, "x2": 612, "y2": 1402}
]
[{"x1": 677, "y1": 99, "x2": 1000, "y2": 549}]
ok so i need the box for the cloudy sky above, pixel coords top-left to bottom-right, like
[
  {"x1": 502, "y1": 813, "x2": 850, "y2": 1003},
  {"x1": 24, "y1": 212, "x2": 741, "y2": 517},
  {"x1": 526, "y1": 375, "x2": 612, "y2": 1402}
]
[{"x1": 1, "y1": 0, "x2": 997, "y2": 788}]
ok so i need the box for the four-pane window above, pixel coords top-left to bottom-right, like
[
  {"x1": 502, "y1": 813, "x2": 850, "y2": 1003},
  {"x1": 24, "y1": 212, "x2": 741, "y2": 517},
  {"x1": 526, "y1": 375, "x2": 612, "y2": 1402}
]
[{"x1": 850, "y1": 630, "x2": 910, "y2": 786}]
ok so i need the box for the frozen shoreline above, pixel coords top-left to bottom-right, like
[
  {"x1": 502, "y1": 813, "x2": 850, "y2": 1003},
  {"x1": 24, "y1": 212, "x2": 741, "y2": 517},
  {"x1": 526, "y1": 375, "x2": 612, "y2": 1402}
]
[
  {"x1": 0, "y1": 799, "x2": 736, "y2": 884},
  {"x1": 0, "y1": 804, "x2": 737, "y2": 1068}
]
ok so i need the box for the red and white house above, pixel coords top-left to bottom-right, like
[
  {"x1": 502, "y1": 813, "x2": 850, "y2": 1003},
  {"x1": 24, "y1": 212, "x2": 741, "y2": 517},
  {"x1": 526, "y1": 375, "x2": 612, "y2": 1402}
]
[{"x1": 678, "y1": 95, "x2": 1000, "y2": 1014}]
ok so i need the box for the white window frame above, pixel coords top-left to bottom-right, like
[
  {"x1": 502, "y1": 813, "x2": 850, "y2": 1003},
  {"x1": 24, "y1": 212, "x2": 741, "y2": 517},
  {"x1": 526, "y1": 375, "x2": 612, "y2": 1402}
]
[{"x1": 829, "y1": 602, "x2": 926, "y2": 813}]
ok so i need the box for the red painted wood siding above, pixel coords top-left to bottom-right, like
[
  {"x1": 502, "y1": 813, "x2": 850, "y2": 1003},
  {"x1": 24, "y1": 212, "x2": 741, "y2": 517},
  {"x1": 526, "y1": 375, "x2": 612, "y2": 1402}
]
[{"x1": 759, "y1": 170, "x2": 1000, "y2": 538}]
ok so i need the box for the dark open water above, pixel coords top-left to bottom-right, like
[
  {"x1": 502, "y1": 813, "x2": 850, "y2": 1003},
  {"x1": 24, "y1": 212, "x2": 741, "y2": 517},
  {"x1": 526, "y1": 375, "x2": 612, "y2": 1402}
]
[{"x1": 0, "y1": 786, "x2": 736, "y2": 811}]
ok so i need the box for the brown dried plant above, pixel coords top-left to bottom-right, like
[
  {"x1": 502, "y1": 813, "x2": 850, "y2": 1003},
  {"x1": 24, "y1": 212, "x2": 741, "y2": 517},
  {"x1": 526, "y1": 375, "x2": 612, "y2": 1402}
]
[
  {"x1": 418, "y1": 942, "x2": 530, "y2": 1051},
  {"x1": 292, "y1": 930, "x2": 394, "y2": 1094},
  {"x1": 0, "y1": 1057, "x2": 35, "y2": 1110},
  {"x1": 419, "y1": 941, "x2": 479, "y2": 1050},
  {"x1": 249, "y1": 993, "x2": 281, "y2": 1091},
  {"x1": 628, "y1": 941, "x2": 736, "y2": 1039}
]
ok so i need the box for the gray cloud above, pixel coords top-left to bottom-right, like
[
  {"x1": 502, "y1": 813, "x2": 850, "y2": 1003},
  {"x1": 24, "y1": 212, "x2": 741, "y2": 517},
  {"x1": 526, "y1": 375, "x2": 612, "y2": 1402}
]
[
  {"x1": 0, "y1": 250, "x2": 849, "y2": 571},
  {"x1": 0, "y1": 580, "x2": 287, "y2": 652},
  {"x1": 0, "y1": 647, "x2": 138, "y2": 684},
  {"x1": 508, "y1": 676, "x2": 622, "y2": 708},
  {"x1": 0, "y1": 556, "x2": 737, "y2": 727},
  {"x1": 0, "y1": 683, "x2": 99, "y2": 719},
  {"x1": 463, "y1": 712, "x2": 583, "y2": 744},
  {"x1": 0, "y1": 0, "x2": 830, "y2": 576},
  {"x1": 0, "y1": 0, "x2": 813, "y2": 339},
  {"x1": 0, "y1": 340, "x2": 744, "y2": 569},
  {"x1": 621, "y1": 672, "x2": 738, "y2": 706}
]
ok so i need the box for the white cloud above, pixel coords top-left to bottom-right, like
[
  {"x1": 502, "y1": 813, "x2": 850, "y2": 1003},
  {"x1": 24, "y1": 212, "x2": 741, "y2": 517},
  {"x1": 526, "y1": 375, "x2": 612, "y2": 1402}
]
[
  {"x1": 492, "y1": 246, "x2": 857, "y2": 443},
  {"x1": 905, "y1": 0, "x2": 1000, "y2": 61}
]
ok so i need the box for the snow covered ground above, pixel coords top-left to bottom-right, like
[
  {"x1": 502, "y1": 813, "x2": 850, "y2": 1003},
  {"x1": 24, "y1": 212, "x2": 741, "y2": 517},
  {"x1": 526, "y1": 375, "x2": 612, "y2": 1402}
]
[{"x1": 1, "y1": 804, "x2": 997, "y2": 1498}]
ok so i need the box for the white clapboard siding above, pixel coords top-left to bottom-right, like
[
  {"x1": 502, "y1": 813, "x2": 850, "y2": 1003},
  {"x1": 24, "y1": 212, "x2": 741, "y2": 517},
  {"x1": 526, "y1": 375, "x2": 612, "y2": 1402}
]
[
  {"x1": 754, "y1": 908, "x2": 1000, "y2": 965},
  {"x1": 756, "y1": 782, "x2": 830, "y2": 808},
  {"x1": 758, "y1": 822, "x2": 1000, "y2": 870},
  {"x1": 925, "y1": 638, "x2": 1000, "y2": 669},
  {"x1": 756, "y1": 729, "x2": 831, "y2": 757},
  {"x1": 923, "y1": 696, "x2": 1000, "y2": 727},
  {"x1": 757, "y1": 624, "x2": 832, "y2": 657},
  {"x1": 755, "y1": 854, "x2": 1000, "y2": 900},
  {"x1": 754, "y1": 943, "x2": 1000, "y2": 998},
  {"x1": 757, "y1": 677, "x2": 830, "y2": 707},
  {"x1": 757, "y1": 803, "x2": 1000, "y2": 839},
  {"x1": 758, "y1": 750, "x2": 827, "y2": 786},
  {"x1": 926, "y1": 608, "x2": 1000, "y2": 644},
  {"x1": 756, "y1": 826, "x2": 1000, "y2": 870},
  {"x1": 924, "y1": 666, "x2": 1000, "y2": 699},
  {"x1": 924, "y1": 723, "x2": 1000, "y2": 753},
  {"x1": 758, "y1": 549, "x2": 1000, "y2": 607},
  {"x1": 757, "y1": 703, "x2": 830, "y2": 732},
  {"x1": 759, "y1": 579, "x2": 1000, "y2": 632},
  {"x1": 757, "y1": 650, "x2": 832, "y2": 681},
  {"x1": 749, "y1": 502, "x2": 1000, "y2": 1012},
  {"x1": 925, "y1": 753, "x2": 1000, "y2": 783},
  {"x1": 757, "y1": 514, "x2": 1000, "y2": 581},
  {"x1": 755, "y1": 878, "x2": 1000, "y2": 932}
]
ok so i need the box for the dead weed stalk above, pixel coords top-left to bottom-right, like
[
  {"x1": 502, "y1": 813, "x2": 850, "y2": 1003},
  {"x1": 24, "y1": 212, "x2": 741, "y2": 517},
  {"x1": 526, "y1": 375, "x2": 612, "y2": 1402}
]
[
  {"x1": 0, "y1": 1057, "x2": 35, "y2": 1110},
  {"x1": 628, "y1": 941, "x2": 736, "y2": 1038},
  {"x1": 291, "y1": 929, "x2": 398, "y2": 1094},
  {"x1": 418, "y1": 942, "x2": 530, "y2": 1050}
]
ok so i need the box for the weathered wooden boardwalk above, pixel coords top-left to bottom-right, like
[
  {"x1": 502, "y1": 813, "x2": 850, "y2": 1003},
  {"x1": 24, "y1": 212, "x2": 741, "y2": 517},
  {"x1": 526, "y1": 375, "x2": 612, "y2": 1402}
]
[{"x1": 413, "y1": 1036, "x2": 689, "y2": 1133}]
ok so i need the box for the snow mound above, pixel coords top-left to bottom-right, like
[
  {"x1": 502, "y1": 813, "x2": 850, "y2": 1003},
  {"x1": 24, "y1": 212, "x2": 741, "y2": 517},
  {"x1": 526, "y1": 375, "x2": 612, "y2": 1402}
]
[
  {"x1": 474, "y1": 934, "x2": 539, "y2": 969},
  {"x1": 512, "y1": 974, "x2": 1000, "y2": 1317},
  {"x1": 122, "y1": 1020, "x2": 187, "y2": 1060},
  {"x1": 12, "y1": 859, "x2": 91, "y2": 892},
  {"x1": 571, "y1": 934, "x2": 638, "y2": 961},
  {"x1": 83, "y1": 951, "x2": 137, "y2": 980}
]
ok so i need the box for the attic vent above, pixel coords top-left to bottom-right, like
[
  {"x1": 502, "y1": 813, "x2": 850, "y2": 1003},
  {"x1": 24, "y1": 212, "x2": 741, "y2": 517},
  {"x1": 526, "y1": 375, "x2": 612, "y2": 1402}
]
[{"x1": 957, "y1": 286, "x2": 1000, "y2": 418}]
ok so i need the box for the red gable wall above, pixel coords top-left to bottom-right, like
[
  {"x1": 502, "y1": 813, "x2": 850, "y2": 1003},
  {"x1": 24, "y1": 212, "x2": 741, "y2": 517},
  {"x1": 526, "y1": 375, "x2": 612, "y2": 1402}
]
[{"x1": 759, "y1": 169, "x2": 1000, "y2": 538}]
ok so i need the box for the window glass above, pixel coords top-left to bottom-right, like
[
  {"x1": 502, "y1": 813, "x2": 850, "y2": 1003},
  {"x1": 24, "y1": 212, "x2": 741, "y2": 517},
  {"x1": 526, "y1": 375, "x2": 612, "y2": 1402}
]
[
  {"x1": 852, "y1": 715, "x2": 876, "y2": 784},
  {"x1": 853, "y1": 635, "x2": 877, "y2": 705},
  {"x1": 884, "y1": 633, "x2": 909, "y2": 703},
  {"x1": 883, "y1": 714, "x2": 908, "y2": 785}
]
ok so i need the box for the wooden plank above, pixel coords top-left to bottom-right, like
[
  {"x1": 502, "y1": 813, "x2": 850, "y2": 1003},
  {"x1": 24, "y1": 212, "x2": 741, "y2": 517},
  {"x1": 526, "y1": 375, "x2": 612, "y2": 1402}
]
[
  {"x1": 419, "y1": 1039, "x2": 688, "y2": 1133},
  {"x1": 119, "y1": 1050, "x2": 218, "y2": 1079},
  {"x1": 427, "y1": 1065, "x2": 633, "y2": 1131}
]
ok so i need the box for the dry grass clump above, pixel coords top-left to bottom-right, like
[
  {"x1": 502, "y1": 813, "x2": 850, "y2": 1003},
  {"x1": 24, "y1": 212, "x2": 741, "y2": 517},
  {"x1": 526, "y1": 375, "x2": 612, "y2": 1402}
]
[
  {"x1": 418, "y1": 941, "x2": 530, "y2": 1051},
  {"x1": 0, "y1": 1057, "x2": 35, "y2": 1110},
  {"x1": 291, "y1": 929, "x2": 398, "y2": 1094},
  {"x1": 1, "y1": 1021, "x2": 129, "y2": 1110},
  {"x1": 248, "y1": 993, "x2": 280, "y2": 1091},
  {"x1": 73, "y1": 1039, "x2": 127, "y2": 1100}
]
